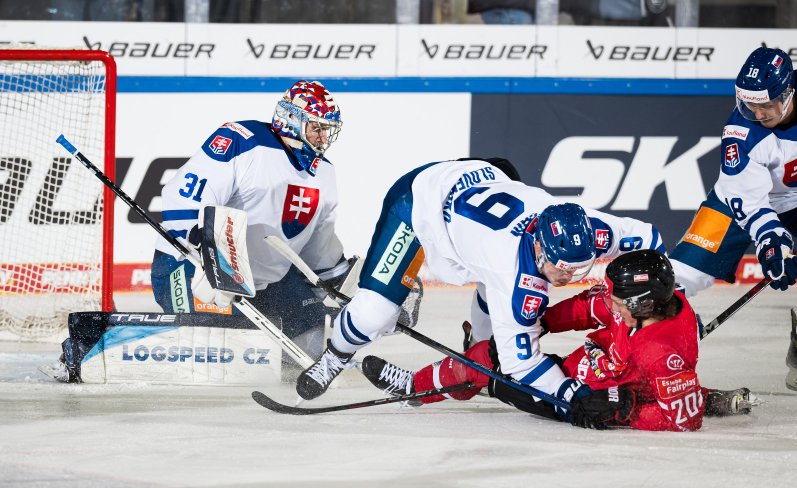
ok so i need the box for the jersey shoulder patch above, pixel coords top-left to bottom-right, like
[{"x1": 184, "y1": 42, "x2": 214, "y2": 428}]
[
  {"x1": 200, "y1": 120, "x2": 279, "y2": 162},
  {"x1": 511, "y1": 232, "x2": 550, "y2": 326},
  {"x1": 720, "y1": 111, "x2": 774, "y2": 176},
  {"x1": 588, "y1": 217, "x2": 613, "y2": 258}
]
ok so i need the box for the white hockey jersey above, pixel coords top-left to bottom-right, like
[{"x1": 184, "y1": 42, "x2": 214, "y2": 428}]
[
  {"x1": 156, "y1": 120, "x2": 343, "y2": 290},
  {"x1": 714, "y1": 70, "x2": 797, "y2": 243},
  {"x1": 410, "y1": 160, "x2": 663, "y2": 393}
]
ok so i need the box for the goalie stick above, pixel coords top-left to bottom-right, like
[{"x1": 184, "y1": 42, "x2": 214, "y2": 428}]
[
  {"x1": 252, "y1": 383, "x2": 476, "y2": 415},
  {"x1": 56, "y1": 135, "x2": 314, "y2": 369},
  {"x1": 263, "y1": 235, "x2": 570, "y2": 411}
]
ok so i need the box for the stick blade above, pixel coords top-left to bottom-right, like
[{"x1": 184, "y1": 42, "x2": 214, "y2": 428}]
[{"x1": 251, "y1": 391, "x2": 312, "y2": 415}]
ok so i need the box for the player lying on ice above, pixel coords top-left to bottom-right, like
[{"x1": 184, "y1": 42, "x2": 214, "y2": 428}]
[
  {"x1": 294, "y1": 157, "x2": 680, "y2": 428},
  {"x1": 361, "y1": 250, "x2": 758, "y2": 431}
]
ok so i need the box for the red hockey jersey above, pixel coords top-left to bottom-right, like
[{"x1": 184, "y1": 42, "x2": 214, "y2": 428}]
[{"x1": 543, "y1": 288, "x2": 704, "y2": 432}]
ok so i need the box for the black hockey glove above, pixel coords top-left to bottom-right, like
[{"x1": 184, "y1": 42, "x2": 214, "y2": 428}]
[
  {"x1": 756, "y1": 230, "x2": 797, "y2": 291},
  {"x1": 569, "y1": 386, "x2": 635, "y2": 430}
]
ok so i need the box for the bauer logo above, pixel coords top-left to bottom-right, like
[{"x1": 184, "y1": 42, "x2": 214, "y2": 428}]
[
  {"x1": 419, "y1": 39, "x2": 546, "y2": 61},
  {"x1": 585, "y1": 40, "x2": 713, "y2": 62},
  {"x1": 372, "y1": 224, "x2": 416, "y2": 285},
  {"x1": 209, "y1": 135, "x2": 232, "y2": 155},
  {"x1": 81, "y1": 37, "x2": 215, "y2": 59},
  {"x1": 245, "y1": 39, "x2": 376, "y2": 60}
]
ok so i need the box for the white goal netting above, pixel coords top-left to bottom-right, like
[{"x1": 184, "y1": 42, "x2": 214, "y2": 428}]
[{"x1": 0, "y1": 46, "x2": 114, "y2": 339}]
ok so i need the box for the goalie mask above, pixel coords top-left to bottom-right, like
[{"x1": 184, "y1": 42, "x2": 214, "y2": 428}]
[
  {"x1": 604, "y1": 249, "x2": 675, "y2": 321},
  {"x1": 735, "y1": 47, "x2": 794, "y2": 126},
  {"x1": 534, "y1": 203, "x2": 596, "y2": 284},
  {"x1": 272, "y1": 80, "x2": 342, "y2": 176}
]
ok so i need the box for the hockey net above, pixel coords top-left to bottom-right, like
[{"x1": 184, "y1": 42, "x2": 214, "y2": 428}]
[{"x1": 0, "y1": 46, "x2": 116, "y2": 339}]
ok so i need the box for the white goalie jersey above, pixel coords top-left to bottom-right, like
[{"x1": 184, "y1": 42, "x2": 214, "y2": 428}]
[{"x1": 156, "y1": 120, "x2": 343, "y2": 290}]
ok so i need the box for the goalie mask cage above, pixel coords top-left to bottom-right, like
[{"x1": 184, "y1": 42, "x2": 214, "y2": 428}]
[{"x1": 0, "y1": 47, "x2": 116, "y2": 339}]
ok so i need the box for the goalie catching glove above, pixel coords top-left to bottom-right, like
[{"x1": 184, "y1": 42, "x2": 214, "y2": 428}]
[{"x1": 190, "y1": 206, "x2": 255, "y2": 307}]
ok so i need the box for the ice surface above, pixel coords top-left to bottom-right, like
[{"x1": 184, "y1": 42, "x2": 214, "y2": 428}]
[{"x1": 1, "y1": 287, "x2": 796, "y2": 487}]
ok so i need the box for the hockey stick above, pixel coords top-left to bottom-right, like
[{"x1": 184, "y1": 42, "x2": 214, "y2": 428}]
[
  {"x1": 56, "y1": 135, "x2": 314, "y2": 369},
  {"x1": 264, "y1": 235, "x2": 570, "y2": 411},
  {"x1": 252, "y1": 382, "x2": 476, "y2": 415},
  {"x1": 700, "y1": 276, "x2": 772, "y2": 339}
]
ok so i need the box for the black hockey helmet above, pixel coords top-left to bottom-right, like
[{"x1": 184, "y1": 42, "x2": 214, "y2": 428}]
[{"x1": 605, "y1": 249, "x2": 675, "y2": 319}]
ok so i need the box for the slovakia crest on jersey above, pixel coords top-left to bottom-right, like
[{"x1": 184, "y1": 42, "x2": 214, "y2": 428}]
[
  {"x1": 209, "y1": 135, "x2": 232, "y2": 155},
  {"x1": 724, "y1": 143, "x2": 740, "y2": 168},
  {"x1": 521, "y1": 295, "x2": 542, "y2": 320},
  {"x1": 281, "y1": 184, "x2": 320, "y2": 239},
  {"x1": 595, "y1": 229, "x2": 609, "y2": 250}
]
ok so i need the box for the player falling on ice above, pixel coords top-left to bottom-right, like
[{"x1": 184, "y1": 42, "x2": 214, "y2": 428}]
[
  {"x1": 295, "y1": 158, "x2": 667, "y2": 427},
  {"x1": 362, "y1": 250, "x2": 757, "y2": 431}
]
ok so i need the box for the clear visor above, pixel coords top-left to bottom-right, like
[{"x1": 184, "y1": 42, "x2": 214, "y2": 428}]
[
  {"x1": 300, "y1": 113, "x2": 342, "y2": 156},
  {"x1": 736, "y1": 87, "x2": 794, "y2": 123},
  {"x1": 538, "y1": 250, "x2": 596, "y2": 284}
]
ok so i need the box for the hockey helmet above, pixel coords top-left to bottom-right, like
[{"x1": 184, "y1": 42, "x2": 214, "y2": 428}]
[
  {"x1": 605, "y1": 249, "x2": 675, "y2": 319},
  {"x1": 735, "y1": 47, "x2": 794, "y2": 124},
  {"x1": 272, "y1": 80, "x2": 342, "y2": 176},
  {"x1": 535, "y1": 203, "x2": 596, "y2": 283}
]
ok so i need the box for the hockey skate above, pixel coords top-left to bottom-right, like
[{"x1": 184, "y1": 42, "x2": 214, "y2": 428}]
[
  {"x1": 704, "y1": 388, "x2": 761, "y2": 416},
  {"x1": 785, "y1": 308, "x2": 797, "y2": 391},
  {"x1": 296, "y1": 340, "x2": 356, "y2": 400},
  {"x1": 361, "y1": 355, "x2": 421, "y2": 406}
]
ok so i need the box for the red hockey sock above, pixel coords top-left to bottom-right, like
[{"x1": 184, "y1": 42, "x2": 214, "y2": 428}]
[{"x1": 413, "y1": 341, "x2": 493, "y2": 404}]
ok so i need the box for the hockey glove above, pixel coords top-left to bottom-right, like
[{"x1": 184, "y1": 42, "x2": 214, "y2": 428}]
[
  {"x1": 185, "y1": 221, "x2": 235, "y2": 308},
  {"x1": 191, "y1": 206, "x2": 255, "y2": 308},
  {"x1": 569, "y1": 385, "x2": 635, "y2": 430},
  {"x1": 756, "y1": 230, "x2": 797, "y2": 291}
]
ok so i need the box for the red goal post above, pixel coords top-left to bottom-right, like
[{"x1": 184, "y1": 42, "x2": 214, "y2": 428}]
[{"x1": 0, "y1": 47, "x2": 116, "y2": 338}]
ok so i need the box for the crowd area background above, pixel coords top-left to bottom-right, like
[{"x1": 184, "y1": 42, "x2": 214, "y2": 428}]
[{"x1": 0, "y1": 0, "x2": 795, "y2": 28}]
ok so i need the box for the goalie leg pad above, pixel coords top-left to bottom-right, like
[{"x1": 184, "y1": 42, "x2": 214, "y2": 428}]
[{"x1": 151, "y1": 250, "x2": 198, "y2": 313}]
